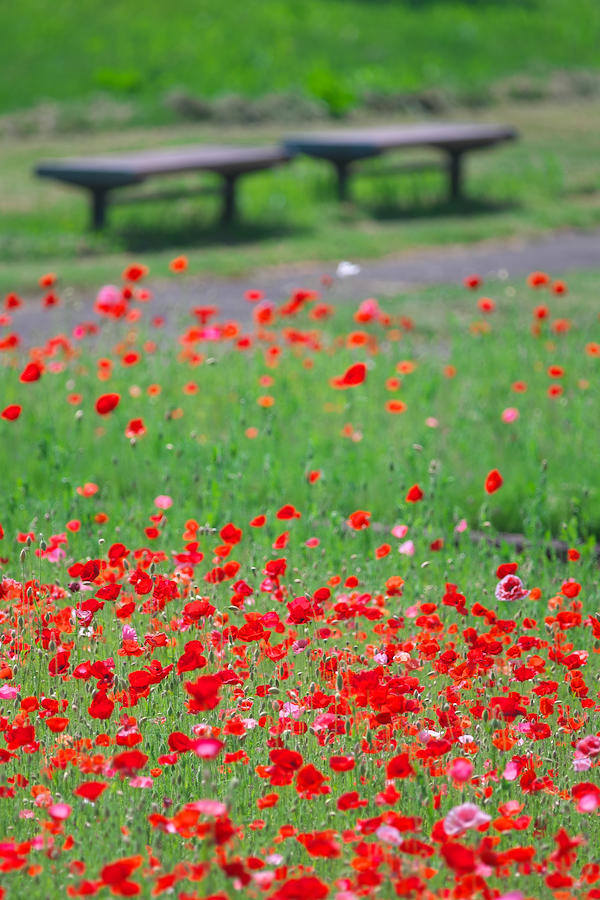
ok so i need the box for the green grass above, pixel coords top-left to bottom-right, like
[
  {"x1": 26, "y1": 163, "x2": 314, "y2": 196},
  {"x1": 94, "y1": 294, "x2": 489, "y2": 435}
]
[
  {"x1": 2, "y1": 100, "x2": 600, "y2": 296},
  {"x1": 2, "y1": 266, "x2": 600, "y2": 547},
  {"x1": 2, "y1": 0, "x2": 599, "y2": 120}
]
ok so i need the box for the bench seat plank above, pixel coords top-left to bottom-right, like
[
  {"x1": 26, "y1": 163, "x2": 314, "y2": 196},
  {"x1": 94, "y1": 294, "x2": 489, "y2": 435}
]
[
  {"x1": 35, "y1": 145, "x2": 291, "y2": 227},
  {"x1": 284, "y1": 123, "x2": 516, "y2": 159},
  {"x1": 284, "y1": 123, "x2": 517, "y2": 200}
]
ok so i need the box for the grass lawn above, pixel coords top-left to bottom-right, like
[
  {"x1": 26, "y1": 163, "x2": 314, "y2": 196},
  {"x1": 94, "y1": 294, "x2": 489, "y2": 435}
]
[
  {"x1": 2, "y1": 0, "x2": 599, "y2": 118},
  {"x1": 0, "y1": 261, "x2": 599, "y2": 898},
  {"x1": 1, "y1": 99, "x2": 600, "y2": 296}
]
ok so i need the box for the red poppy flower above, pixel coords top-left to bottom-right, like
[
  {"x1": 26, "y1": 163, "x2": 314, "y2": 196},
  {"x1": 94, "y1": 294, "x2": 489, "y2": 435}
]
[
  {"x1": 257, "y1": 792, "x2": 279, "y2": 809},
  {"x1": 276, "y1": 504, "x2": 301, "y2": 520},
  {"x1": 337, "y1": 791, "x2": 368, "y2": 811},
  {"x1": 485, "y1": 469, "x2": 503, "y2": 493},
  {"x1": 386, "y1": 400, "x2": 407, "y2": 414},
  {"x1": 463, "y1": 274, "x2": 481, "y2": 289},
  {"x1": 1, "y1": 405, "x2": 21, "y2": 420},
  {"x1": 19, "y1": 361, "x2": 43, "y2": 382},
  {"x1": 329, "y1": 755, "x2": 355, "y2": 772},
  {"x1": 111, "y1": 750, "x2": 148, "y2": 774},
  {"x1": 386, "y1": 753, "x2": 415, "y2": 779},
  {"x1": 185, "y1": 674, "x2": 221, "y2": 711},
  {"x1": 295, "y1": 764, "x2": 330, "y2": 797},
  {"x1": 331, "y1": 362, "x2": 367, "y2": 389},
  {"x1": 48, "y1": 649, "x2": 71, "y2": 676},
  {"x1": 125, "y1": 418, "x2": 146, "y2": 438},
  {"x1": 347, "y1": 510, "x2": 370, "y2": 530},
  {"x1": 237, "y1": 622, "x2": 270, "y2": 642},
  {"x1": 88, "y1": 690, "x2": 114, "y2": 720},
  {"x1": 375, "y1": 543, "x2": 391, "y2": 558},
  {"x1": 270, "y1": 875, "x2": 329, "y2": 900},
  {"x1": 489, "y1": 694, "x2": 527, "y2": 722},
  {"x1": 95, "y1": 393, "x2": 120, "y2": 415},
  {"x1": 220, "y1": 522, "x2": 243, "y2": 544},
  {"x1": 122, "y1": 264, "x2": 148, "y2": 282},
  {"x1": 441, "y1": 841, "x2": 477, "y2": 873},
  {"x1": 101, "y1": 855, "x2": 143, "y2": 887},
  {"x1": 406, "y1": 484, "x2": 424, "y2": 503},
  {"x1": 271, "y1": 748, "x2": 303, "y2": 771},
  {"x1": 45, "y1": 716, "x2": 69, "y2": 733},
  {"x1": 169, "y1": 255, "x2": 188, "y2": 272},
  {"x1": 74, "y1": 781, "x2": 108, "y2": 803},
  {"x1": 527, "y1": 271, "x2": 550, "y2": 287}
]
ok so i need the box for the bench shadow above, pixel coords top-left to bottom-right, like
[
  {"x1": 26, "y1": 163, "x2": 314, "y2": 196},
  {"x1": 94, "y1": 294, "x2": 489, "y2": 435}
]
[
  {"x1": 364, "y1": 195, "x2": 520, "y2": 221},
  {"x1": 114, "y1": 217, "x2": 308, "y2": 254}
]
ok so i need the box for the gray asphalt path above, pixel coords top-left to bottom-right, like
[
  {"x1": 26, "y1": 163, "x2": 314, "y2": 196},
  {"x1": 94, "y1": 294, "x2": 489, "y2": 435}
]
[{"x1": 11, "y1": 227, "x2": 600, "y2": 344}]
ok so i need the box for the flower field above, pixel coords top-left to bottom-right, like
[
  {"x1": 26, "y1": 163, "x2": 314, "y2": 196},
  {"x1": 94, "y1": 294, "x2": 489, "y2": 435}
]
[{"x1": 0, "y1": 264, "x2": 599, "y2": 899}]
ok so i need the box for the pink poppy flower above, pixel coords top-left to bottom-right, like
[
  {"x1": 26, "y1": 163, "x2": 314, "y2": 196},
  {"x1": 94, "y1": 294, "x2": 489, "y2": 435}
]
[
  {"x1": 495, "y1": 574, "x2": 529, "y2": 602},
  {"x1": 187, "y1": 798, "x2": 227, "y2": 816},
  {"x1": 192, "y1": 738, "x2": 224, "y2": 759},
  {"x1": 154, "y1": 495, "x2": 173, "y2": 510},
  {"x1": 576, "y1": 734, "x2": 600, "y2": 758},
  {"x1": 573, "y1": 752, "x2": 593, "y2": 772},
  {"x1": 280, "y1": 702, "x2": 301, "y2": 720},
  {"x1": 48, "y1": 803, "x2": 72, "y2": 821},
  {"x1": 574, "y1": 786, "x2": 600, "y2": 813},
  {"x1": 449, "y1": 758, "x2": 474, "y2": 783},
  {"x1": 129, "y1": 776, "x2": 154, "y2": 789},
  {"x1": 375, "y1": 824, "x2": 403, "y2": 846},
  {"x1": 502, "y1": 407, "x2": 520, "y2": 423},
  {"x1": 444, "y1": 802, "x2": 491, "y2": 836},
  {"x1": 0, "y1": 684, "x2": 20, "y2": 700}
]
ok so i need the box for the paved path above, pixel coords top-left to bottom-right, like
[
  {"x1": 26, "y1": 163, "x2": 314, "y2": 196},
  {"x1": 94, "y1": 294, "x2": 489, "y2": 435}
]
[{"x1": 14, "y1": 227, "x2": 600, "y2": 343}]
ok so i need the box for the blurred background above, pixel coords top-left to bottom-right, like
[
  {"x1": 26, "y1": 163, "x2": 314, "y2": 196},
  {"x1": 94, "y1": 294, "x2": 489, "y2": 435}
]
[{"x1": 1, "y1": 0, "x2": 599, "y2": 292}]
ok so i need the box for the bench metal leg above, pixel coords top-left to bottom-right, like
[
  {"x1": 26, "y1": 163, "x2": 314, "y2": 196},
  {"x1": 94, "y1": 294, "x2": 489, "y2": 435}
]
[
  {"x1": 447, "y1": 151, "x2": 464, "y2": 203},
  {"x1": 334, "y1": 160, "x2": 351, "y2": 201},
  {"x1": 221, "y1": 175, "x2": 238, "y2": 225},
  {"x1": 90, "y1": 188, "x2": 109, "y2": 230}
]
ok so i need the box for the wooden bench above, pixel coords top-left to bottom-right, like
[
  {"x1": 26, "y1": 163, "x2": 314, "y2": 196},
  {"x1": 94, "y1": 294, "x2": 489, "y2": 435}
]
[
  {"x1": 284, "y1": 123, "x2": 517, "y2": 202},
  {"x1": 35, "y1": 145, "x2": 291, "y2": 229}
]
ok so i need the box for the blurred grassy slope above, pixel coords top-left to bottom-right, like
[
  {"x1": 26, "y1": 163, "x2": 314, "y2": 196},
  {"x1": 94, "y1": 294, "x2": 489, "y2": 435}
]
[{"x1": 3, "y1": 0, "x2": 599, "y2": 117}]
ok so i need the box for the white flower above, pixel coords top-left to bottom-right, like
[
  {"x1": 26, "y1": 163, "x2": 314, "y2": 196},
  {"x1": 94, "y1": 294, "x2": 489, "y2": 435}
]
[{"x1": 336, "y1": 261, "x2": 361, "y2": 278}]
